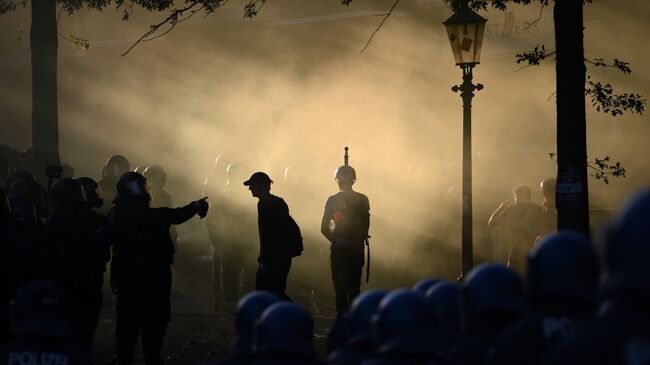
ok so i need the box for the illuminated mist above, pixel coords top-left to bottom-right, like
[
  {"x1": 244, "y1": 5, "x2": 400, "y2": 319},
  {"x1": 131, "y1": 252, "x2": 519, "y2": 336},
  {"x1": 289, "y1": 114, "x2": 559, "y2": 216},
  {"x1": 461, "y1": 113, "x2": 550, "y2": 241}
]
[{"x1": 1, "y1": 0, "x2": 648, "y2": 307}]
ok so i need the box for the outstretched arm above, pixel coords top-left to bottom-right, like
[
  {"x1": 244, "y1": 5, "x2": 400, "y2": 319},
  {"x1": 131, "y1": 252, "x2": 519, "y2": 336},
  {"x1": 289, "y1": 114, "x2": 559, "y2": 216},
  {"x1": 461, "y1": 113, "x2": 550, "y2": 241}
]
[{"x1": 488, "y1": 200, "x2": 510, "y2": 227}]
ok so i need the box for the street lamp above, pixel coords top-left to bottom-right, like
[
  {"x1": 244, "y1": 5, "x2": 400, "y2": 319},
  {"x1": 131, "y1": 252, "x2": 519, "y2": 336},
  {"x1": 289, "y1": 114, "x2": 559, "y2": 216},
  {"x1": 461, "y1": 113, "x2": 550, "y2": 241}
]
[{"x1": 443, "y1": 6, "x2": 486, "y2": 280}]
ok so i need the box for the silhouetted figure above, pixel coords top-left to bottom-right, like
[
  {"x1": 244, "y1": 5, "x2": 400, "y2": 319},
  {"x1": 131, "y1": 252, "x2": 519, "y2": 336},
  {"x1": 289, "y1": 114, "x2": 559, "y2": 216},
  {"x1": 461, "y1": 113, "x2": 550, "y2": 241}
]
[
  {"x1": 488, "y1": 186, "x2": 544, "y2": 274},
  {"x1": 47, "y1": 178, "x2": 111, "y2": 353},
  {"x1": 250, "y1": 302, "x2": 321, "y2": 365},
  {"x1": 204, "y1": 155, "x2": 228, "y2": 308},
  {"x1": 144, "y1": 164, "x2": 178, "y2": 250},
  {"x1": 0, "y1": 194, "x2": 54, "y2": 345},
  {"x1": 214, "y1": 291, "x2": 280, "y2": 365},
  {"x1": 321, "y1": 149, "x2": 370, "y2": 315},
  {"x1": 365, "y1": 289, "x2": 445, "y2": 365},
  {"x1": 487, "y1": 231, "x2": 598, "y2": 365},
  {"x1": 539, "y1": 178, "x2": 557, "y2": 238},
  {"x1": 76, "y1": 177, "x2": 105, "y2": 210},
  {"x1": 0, "y1": 281, "x2": 92, "y2": 365},
  {"x1": 144, "y1": 165, "x2": 172, "y2": 208},
  {"x1": 108, "y1": 172, "x2": 208, "y2": 365},
  {"x1": 442, "y1": 263, "x2": 527, "y2": 365},
  {"x1": 424, "y1": 282, "x2": 462, "y2": 350},
  {"x1": 98, "y1": 154, "x2": 130, "y2": 215},
  {"x1": 547, "y1": 189, "x2": 650, "y2": 365},
  {"x1": 245, "y1": 172, "x2": 302, "y2": 301},
  {"x1": 221, "y1": 163, "x2": 258, "y2": 302},
  {"x1": 7, "y1": 174, "x2": 49, "y2": 219}
]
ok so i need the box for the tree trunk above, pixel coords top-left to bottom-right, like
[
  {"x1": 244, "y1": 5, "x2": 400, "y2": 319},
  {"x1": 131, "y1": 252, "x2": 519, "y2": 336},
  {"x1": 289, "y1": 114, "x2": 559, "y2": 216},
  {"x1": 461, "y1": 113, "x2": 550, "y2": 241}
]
[
  {"x1": 554, "y1": 1, "x2": 590, "y2": 235},
  {"x1": 31, "y1": 0, "x2": 59, "y2": 184}
]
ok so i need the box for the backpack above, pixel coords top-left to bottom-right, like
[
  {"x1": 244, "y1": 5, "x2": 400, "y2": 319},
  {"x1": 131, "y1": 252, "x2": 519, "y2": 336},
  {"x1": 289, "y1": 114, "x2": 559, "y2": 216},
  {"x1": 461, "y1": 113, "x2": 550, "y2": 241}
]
[{"x1": 286, "y1": 215, "x2": 303, "y2": 257}]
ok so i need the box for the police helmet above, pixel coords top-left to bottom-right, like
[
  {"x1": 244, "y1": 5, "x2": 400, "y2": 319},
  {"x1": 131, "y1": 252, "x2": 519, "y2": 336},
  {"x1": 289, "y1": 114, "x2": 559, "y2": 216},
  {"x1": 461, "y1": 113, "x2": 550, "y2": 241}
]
[
  {"x1": 335, "y1": 165, "x2": 356, "y2": 183},
  {"x1": 4, "y1": 170, "x2": 32, "y2": 190},
  {"x1": 232, "y1": 291, "x2": 280, "y2": 355},
  {"x1": 372, "y1": 289, "x2": 445, "y2": 355},
  {"x1": 50, "y1": 178, "x2": 87, "y2": 207},
  {"x1": 102, "y1": 154, "x2": 130, "y2": 181},
  {"x1": 254, "y1": 302, "x2": 316, "y2": 356},
  {"x1": 461, "y1": 263, "x2": 527, "y2": 323},
  {"x1": 11, "y1": 280, "x2": 71, "y2": 338},
  {"x1": 601, "y1": 188, "x2": 650, "y2": 295},
  {"x1": 143, "y1": 164, "x2": 167, "y2": 189},
  {"x1": 6, "y1": 194, "x2": 38, "y2": 225},
  {"x1": 133, "y1": 165, "x2": 147, "y2": 174},
  {"x1": 540, "y1": 178, "x2": 556, "y2": 198},
  {"x1": 425, "y1": 282, "x2": 462, "y2": 344},
  {"x1": 113, "y1": 172, "x2": 150, "y2": 204},
  {"x1": 76, "y1": 177, "x2": 104, "y2": 208},
  {"x1": 412, "y1": 278, "x2": 442, "y2": 295},
  {"x1": 348, "y1": 289, "x2": 388, "y2": 347},
  {"x1": 526, "y1": 231, "x2": 598, "y2": 306}
]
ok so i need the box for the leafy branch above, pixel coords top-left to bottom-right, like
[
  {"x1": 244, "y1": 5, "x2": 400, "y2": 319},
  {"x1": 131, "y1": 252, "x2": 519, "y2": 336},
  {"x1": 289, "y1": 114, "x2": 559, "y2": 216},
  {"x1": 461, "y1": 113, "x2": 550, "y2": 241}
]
[
  {"x1": 56, "y1": 5, "x2": 91, "y2": 51},
  {"x1": 549, "y1": 153, "x2": 626, "y2": 184},
  {"x1": 585, "y1": 77, "x2": 646, "y2": 116},
  {"x1": 585, "y1": 58, "x2": 632, "y2": 75}
]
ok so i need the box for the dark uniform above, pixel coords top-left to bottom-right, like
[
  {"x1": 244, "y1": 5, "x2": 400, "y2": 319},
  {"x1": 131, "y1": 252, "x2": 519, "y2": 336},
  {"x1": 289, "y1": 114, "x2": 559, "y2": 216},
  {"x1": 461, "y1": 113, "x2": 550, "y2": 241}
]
[
  {"x1": 0, "y1": 339, "x2": 93, "y2": 365},
  {"x1": 0, "y1": 195, "x2": 55, "y2": 346},
  {"x1": 0, "y1": 281, "x2": 92, "y2": 365},
  {"x1": 47, "y1": 203, "x2": 110, "y2": 353},
  {"x1": 321, "y1": 190, "x2": 370, "y2": 314},
  {"x1": 109, "y1": 172, "x2": 207, "y2": 365}
]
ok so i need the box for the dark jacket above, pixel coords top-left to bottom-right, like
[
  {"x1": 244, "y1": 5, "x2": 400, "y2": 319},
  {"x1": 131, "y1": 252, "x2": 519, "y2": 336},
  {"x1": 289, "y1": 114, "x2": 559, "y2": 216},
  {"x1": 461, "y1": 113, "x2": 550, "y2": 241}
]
[
  {"x1": 257, "y1": 195, "x2": 301, "y2": 264},
  {"x1": 47, "y1": 204, "x2": 110, "y2": 297},
  {"x1": 108, "y1": 201, "x2": 199, "y2": 288}
]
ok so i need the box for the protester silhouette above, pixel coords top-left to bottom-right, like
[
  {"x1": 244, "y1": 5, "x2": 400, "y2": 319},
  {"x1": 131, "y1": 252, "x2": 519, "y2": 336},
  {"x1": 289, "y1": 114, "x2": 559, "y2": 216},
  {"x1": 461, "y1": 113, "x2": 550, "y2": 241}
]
[
  {"x1": 321, "y1": 148, "x2": 370, "y2": 315},
  {"x1": 245, "y1": 172, "x2": 302, "y2": 301}
]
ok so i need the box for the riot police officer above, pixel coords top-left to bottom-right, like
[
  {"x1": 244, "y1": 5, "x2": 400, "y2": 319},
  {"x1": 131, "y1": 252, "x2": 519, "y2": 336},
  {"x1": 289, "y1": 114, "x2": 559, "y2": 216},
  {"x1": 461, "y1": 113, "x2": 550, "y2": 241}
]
[
  {"x1": 47, "y1": 178, "x2": 111, "y2": 353},
  {"x1": 487, "y1": 231, "x2": 598, "y2": 365},
  {"x1": 0, "y1": 194, "x2": 54, "y2": 345},
  {"x1": 321, "y1": 148, "x2": 370, "y2": 315},
  {"x1": 547, "y1": 189, "x2": 650, "y2": 364},
  {"x1": 108, "y1": 172, "x2": 208, "y2": 365},
  {"x1": 443, "y1": 263, "x2": 527, "y2": 365},
  {"x1": 0, "y1": 281, "x2": 92, "y2": 365},
  {"x1": 98, "y1": 154, "x2": 130, "y2": 215}
]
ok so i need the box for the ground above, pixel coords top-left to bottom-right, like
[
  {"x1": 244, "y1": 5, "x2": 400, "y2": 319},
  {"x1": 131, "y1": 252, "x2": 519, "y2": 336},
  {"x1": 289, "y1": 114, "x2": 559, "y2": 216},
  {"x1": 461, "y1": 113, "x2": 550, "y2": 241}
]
[{"x1": 92, "y1": 289, "x2": 334, "y2": 365}]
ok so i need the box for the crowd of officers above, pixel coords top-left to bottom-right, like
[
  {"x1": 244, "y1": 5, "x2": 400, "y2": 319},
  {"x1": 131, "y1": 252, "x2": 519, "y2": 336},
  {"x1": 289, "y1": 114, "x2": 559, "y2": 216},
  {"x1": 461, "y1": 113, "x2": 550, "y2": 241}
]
[
  {"x1": 0, "y1": 155, "x2": 208, "y2": 365},
  {"x1": 215, "y1": 188, "x2": 650, "y2": 365},
  {"x1": 1, "y1": 149, "x2": 649, "y2": 365},
  {"x1": 0, "y1": 149, "x2": 371, "y2": 364}
]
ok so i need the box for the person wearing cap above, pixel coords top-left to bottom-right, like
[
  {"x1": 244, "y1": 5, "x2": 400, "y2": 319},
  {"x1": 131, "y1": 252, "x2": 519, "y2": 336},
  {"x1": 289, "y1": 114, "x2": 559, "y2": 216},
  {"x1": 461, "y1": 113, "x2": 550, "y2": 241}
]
[
  {"x1": 0, "y1": 280, "x2": 92, "y2": 365},
  {"x1": 321, "y1": 162, "x2": 370, "y2": 315},
  {"x1": 245, "y1": 172, "x2": 302, "y2": 301}
]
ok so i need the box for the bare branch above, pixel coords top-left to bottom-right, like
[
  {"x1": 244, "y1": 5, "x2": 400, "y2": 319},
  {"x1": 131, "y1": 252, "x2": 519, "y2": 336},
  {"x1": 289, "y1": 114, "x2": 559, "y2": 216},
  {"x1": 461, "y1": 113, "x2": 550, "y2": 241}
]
[
  {"x1": 360, "y1": 0, "x2": 400, "y2": 53},
  {"x1": 523, "y1": 1, "x2": 546, "y2": 30},
  {"x1": 122, "y1": 2, "x2": 199, "y2": 56},
  {"x1": 143, "y1": 4, "x2": 205, "y2": 42}
]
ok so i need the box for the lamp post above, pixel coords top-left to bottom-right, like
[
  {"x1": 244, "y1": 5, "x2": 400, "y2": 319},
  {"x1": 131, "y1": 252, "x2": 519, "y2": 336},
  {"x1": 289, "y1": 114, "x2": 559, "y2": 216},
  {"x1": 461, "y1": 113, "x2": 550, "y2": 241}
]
[{"x1": 443, "y1": 5, "x2": 487, "y2": 280}]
